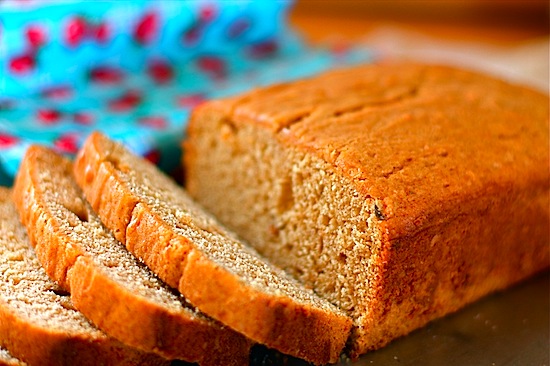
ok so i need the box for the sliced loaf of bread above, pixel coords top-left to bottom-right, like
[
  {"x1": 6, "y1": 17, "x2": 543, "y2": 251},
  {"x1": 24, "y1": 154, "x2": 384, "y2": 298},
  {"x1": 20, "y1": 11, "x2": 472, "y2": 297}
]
[
  {"x1": 0, "y1": 187, "x2": 167, "y2": 366},
  {"x1": 12, "y1": 146, "x2": 251, "y2": 366},
  {"x1": 183, "y1": 62, "x2": 550, "y2": 357},
  {"x1": 73, "y1": 131, "x2": 352, "y2": 365}
]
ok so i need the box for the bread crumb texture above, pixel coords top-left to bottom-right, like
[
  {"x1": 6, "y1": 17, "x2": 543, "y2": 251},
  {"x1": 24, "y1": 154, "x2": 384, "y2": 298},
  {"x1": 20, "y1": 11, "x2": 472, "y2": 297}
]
[
  {"x1": 0, "y1": 188, "x2": 102, "y2": 335},
  {"x1": 12, "y1": 147, "x2": 251, "y2": 366}
]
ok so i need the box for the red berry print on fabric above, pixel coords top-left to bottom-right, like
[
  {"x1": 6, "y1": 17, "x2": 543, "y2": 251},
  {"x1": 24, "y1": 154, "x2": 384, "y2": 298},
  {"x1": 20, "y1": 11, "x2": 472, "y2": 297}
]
[
  {"x1": 197, "y1": 56, "x2": 226, "y2": 80},
  {"x1": 93, "y1": 22, "x2": 109, "y2": 43},
  {"x1": 109, "y1": 90, "x2": 142, "y2": 112},
  {"x1": 134, "y1": 12, "x2": 158, "y2": 45},
  {"x1": 37, "y1": 109, "x2": 62, "y2": 125},
  {"x1": 227, "y1": 18, "x2": 250, "y2": 39},
  {"x1": 73, "y1": 112, "x2": 94, "y2": 125},
  {"x1": 41, "y1": 86, "x2": 72, "y2": 100},
  {"x1": 9, "y1": 53, "x2": 35, "y2": 74},
  {"x1": 177, "y1": 94, "x2": 206, "y2": 108},
  {"x1": 26, "y1": 25, "x2": 47, "y2": 48},
  {"x1": 89, "y1": 66, "x2": 124, "y2": 84},
  {"x1": 54, "y1": 133, "x2": 79, "y2": 154},
  {"x1": 248, "y1": 40, "x2": 278, "y2": 59},
  {"x1": 199, "y1": 5, "x2": 217, "y2": 23},
  {"x1": 65, "y1": 17, "x2": 87, "y2": 47},
  {"x1": 0, "y1": 134, "x2": 18, "y2": 149},
  {"x1": 144, "y1": 149, "x2": 161, "y2": 165},
  {"x1": 182, "y1": 24, "x2": 201, "y2": 45},
  {"x1": 182, "y1": 5, "x2": 216, "y2": 45},
  {"x1": 148, "y1": 60, "x2": 174, "y2": 84},
  {"x1": 139, "y1": 116, "x2": 167, "y2": 129}
]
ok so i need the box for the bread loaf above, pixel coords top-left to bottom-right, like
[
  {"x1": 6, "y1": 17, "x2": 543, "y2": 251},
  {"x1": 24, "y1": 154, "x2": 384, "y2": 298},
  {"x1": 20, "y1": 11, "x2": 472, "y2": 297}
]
[
  {"x1": 12, "y1": 146, "x2": 251, "y2": 366},
  {"x1": 184, "y1": 62, "x2": 550, "y2": 357},
  {"x1": 73, "y1": 132, "x2": 352, "y2": 365},
  {"x1": 0, "y1": 187, "x2": 167, "y2": 366}
]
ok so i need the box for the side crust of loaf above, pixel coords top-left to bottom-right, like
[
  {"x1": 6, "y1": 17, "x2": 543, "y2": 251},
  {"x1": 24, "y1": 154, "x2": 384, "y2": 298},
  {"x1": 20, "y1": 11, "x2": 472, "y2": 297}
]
[
  {"x1": 0, "y1": 188, "x2": 166, "y2": 366},
  {"x1": 73, "y1": 132, "x2": 352, "y2": 365},
  {"x1": 12, "y1": 146, "x2": 251, "y2": 366}
]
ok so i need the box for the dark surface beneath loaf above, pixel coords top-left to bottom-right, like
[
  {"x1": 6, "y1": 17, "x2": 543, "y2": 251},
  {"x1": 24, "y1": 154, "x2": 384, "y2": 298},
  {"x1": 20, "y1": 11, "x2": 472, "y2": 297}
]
[{"x1": 257, "y1": 272, "x2": 548, "y2": 366}]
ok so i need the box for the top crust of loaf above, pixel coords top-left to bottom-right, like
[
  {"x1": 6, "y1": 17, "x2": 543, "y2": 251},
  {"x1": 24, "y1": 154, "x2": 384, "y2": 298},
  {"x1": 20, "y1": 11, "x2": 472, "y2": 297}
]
[
  {"x1": 12, "y1": 146, "x2": 251, "y2": 366},
  {"x1": 194, "y1": 62, "x2": 550, "y2": 241},
  {"x1": 73, "y1": 132, "x2": 352, "y2": 365}
]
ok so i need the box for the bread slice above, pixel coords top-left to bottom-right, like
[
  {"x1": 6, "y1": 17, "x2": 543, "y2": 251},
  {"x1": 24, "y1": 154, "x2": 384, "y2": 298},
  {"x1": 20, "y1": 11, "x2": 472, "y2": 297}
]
[
  {"x1": 12, "y1": 146, "x2": 251, "y2": 365},
  {"x1": 0, "y1": 187, "x2": 167, "y2": 366},
  {"x1": 183, "y1": 62, "x2": 550, "y2": 357},
  {"x1": 0, "y1": 348, "x2": 24, "y2": 366},
  {"x1": 73, "y1": 131, "x2": 352, "y2": 365}
]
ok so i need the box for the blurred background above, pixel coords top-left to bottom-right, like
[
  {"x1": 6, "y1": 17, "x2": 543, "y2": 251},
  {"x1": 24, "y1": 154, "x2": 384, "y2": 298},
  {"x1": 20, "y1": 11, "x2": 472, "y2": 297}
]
[
  {"x1": 291, "y1": 0, "x2": 549, "y2": 45},
  {"x1": 291, "y1": 0, "x2": 549, "y2": 93}
]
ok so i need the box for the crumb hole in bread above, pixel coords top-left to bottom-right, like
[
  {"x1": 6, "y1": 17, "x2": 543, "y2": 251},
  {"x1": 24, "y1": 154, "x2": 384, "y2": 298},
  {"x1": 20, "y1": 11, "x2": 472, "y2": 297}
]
[
  {"x1": 219, "y1": 119, "x2": 237, "y2": 141},
  {"x1": 338, "y1": 253, "x2": 347, "y2": 264},
  {"x1": 319, "y1": 214, "x2": 330, "y2": 226},
  {"x1": 276, "y1": 177, "x2": 294, "y2": 213},
  {"x1": 268, "y1": 224, "x2": 279, "y2": 237},
  {"x1": 374, "y1": 204, "x2": 385, "y2": 220}
]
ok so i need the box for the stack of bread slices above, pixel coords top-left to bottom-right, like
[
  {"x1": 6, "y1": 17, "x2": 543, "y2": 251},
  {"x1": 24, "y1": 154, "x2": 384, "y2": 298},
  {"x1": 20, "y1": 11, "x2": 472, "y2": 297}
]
[
  {"x1": 1, "y1": 62, "x2": 548, "y2": 366},
  {"x1": 4, "y1": 132, "x2": 350, "y2": 365}
]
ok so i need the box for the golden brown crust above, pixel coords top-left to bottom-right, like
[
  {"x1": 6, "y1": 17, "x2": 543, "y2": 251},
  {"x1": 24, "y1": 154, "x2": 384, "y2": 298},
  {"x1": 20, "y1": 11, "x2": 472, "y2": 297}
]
[
  {"x1": 185, "y1": 62, "x2": 550, "y2": 358},
  {"x1": 180, "y1": 248, "x2": 349, "y2": 363},
  {"x1": 0, "y1": 301, "x2": 166, "y2": 366},
  {"x1": 12, "y1": 147, "x2": 252, "y2": 366},
  {"x1": 74, "y1": 132, "x2": 352, "y2": 365},
  {"x1": 0, "y1": 187, "x2": 167, "y2": 366}
]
